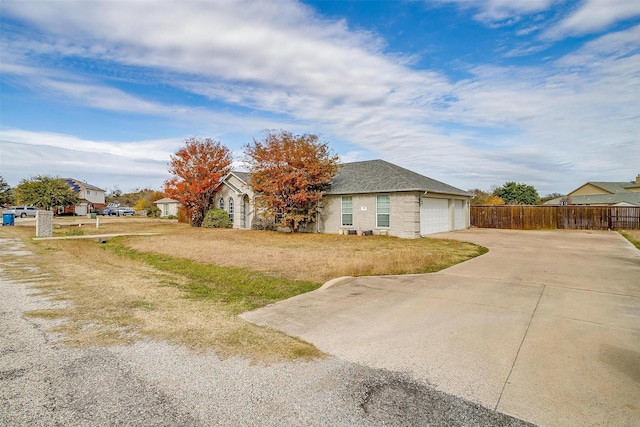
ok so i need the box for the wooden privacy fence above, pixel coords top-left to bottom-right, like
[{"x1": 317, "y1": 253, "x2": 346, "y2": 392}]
[{"x1": 471, "y1": 205, "x2": 640, "y2": 230}]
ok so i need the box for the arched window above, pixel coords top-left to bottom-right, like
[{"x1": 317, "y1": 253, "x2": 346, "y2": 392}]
[
  {"x1": 228, "y1": 197, "x2": 234, "y2": 223},
  {"x1": 219, "y1": 198, "x2": 224, "y2": 210}
]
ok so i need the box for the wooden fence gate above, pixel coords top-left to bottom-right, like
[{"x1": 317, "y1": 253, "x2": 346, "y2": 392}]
[{"x1": 470, "y1": 205, "x2": 640, "y2": 230}]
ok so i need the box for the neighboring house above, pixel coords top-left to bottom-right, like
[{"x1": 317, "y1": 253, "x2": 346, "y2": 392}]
[
  {"x1": 319, "y1": 160, "x2": 471, "y2": 238},
  {"x1": 544, "y1": 175, "x2": 640, "y2": 206},
  {"x1": 59, "y1": 178, "x2": 106, "y2": 215},
  {"x1": 213, "y1": 160, "x2": 471, "y2": 238},
  {"x1": 214, "y1": 171, "x2": 255, "y2": 229},
  {"x1": 153, "y1": 198, "x2": 181, "y2": 217}
]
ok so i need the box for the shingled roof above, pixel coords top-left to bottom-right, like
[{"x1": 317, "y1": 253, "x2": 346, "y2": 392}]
[
  {"x1": 579, "y1": 181, "x2": 640, "y2": 194},
  {"x1": 545, "y1": 179, "x2": 640, "y2": 206},
  {"x1": 546, "y1": 193, "x2": 640, "y2": 206},
  {"x1": 325, "y1": 160, "x2": 470, "y2": 197},
  {"x1": 230, "y1": 171, "x2": 250, "y2": 183},
  {"x1": 63, "y1": 178, "x2": 105, "y2": 193}
]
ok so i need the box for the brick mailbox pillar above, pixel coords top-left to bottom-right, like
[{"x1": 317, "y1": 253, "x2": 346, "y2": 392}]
[{"x1": 36, "y1": 210, "x2": 54, "y2": 237}]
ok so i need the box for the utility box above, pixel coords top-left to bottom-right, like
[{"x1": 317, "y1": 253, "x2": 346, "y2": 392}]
[{"x1": 2, "y1": 213, "x2": 14, "y2": 226}]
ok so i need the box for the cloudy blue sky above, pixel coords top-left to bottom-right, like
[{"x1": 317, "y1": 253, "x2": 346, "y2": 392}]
[{"x1": 1, "y1": 0, "x2": 639, "y2": 195}]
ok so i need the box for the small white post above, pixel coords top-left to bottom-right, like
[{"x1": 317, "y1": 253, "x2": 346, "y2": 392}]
[{"x1": 96, "y1": 217, "x2": 100, "y2": 229}]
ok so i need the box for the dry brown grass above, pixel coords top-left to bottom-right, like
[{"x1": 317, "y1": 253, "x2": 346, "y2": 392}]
[
  {"x1": 125, "y1": 227, "x2": 483, "y2": 283},
  {"x1": 1, "y1": 226, "x2": 321, "y2": 362},
  {"x1": 2, "y1": 218, "x2": 484, "y2": 361},
  {"x1": 47, "y1": 216, "x2": 184, "y2": 236}
]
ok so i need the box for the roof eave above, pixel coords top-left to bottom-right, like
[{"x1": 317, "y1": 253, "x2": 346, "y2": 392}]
[{"x1": 325, "y1": 189, "x2": 470, "y2": 197}]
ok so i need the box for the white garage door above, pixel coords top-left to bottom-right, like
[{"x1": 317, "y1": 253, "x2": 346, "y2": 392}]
[
  {"x1": 420, "y1": 198, "x2": 450, "y2": 235},
  {"x1": 454, "y1": 200, "x2": 466, "y2": 230}
]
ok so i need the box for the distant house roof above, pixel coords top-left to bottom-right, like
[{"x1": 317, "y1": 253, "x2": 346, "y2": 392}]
[
  {"x1": 325, "y1": 159, "x2": 470, "y2": 197},
  {"x1": 153, "y1": 198, "x2": 180, "y2": 204},
  {"x1": 580, "y1": 181, "x2": 640, "y2": 194},
  {"x1": 545, "y1": 193, "x2": 640, "y2": 206},
  {"x1": 544, "y1": 179, "x2": 640, "y2": 206},
  {"x1": 63, "y1": 178, "x2": 105, "y2": 193},
  {"x1": 549, "y1": 194, "x2": 640, "y2": 206}
]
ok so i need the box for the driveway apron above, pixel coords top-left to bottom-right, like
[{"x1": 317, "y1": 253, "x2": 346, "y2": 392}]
[{"x1": 241, "y1": 229, "x2": 640, "y2": 426}]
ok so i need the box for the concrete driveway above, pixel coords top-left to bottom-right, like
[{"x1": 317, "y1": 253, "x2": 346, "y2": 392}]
[{"x1": 241, "y1": 229, "x2": 640, "y2": 426}]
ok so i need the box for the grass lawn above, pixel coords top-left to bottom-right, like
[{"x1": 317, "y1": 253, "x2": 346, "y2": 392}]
[
  {"x1": 1, "y1": 218, "x2": 486, "y2": 362},
  {"x1": 620, "y1": 229, "x2": 640, "y2": 250}
]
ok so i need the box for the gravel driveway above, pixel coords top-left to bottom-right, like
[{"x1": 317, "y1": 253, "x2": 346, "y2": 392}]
[{"x1": 0, "y1": 235, "x2": 531, "y2": 426}]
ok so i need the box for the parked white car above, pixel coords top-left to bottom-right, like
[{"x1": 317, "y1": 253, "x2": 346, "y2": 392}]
[
  {"x1": 116, "y1": 206, "x2": 135, "y2": 216},
  {"x1": 5, "y1": 206, "x2": 39, "y2": 218}
]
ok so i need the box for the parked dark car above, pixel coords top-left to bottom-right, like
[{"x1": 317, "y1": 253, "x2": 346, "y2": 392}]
[{"x1": 101, "y1": 208, "x2": 117, "y2": 216}]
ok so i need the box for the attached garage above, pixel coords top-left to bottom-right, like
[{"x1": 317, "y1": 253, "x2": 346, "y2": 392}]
[
  {"x1": 454, "y1": 199, "x2": 466, "y2": 230},
  {"x1": 420, "y1": 197, "x2": 468, "y2": 235},
  {"x1": 420, "y1": 198, "x2": 450, "y2": 235}
]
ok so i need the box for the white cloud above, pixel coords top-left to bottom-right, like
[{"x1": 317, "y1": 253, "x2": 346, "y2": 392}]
[
  {"x1": 436, "y1": 26, "x2": 640, "y2": 190},
  {"x1": 435, "y1": 0, "x2": 640, "y2": 40},
  {"x1": 544, "y1": 0, "x2": 640, "y2": 39},
  {"x1": 0, "y1": 128, "x2": 181, "y2": 161},
  {"x1": 1, "y1": 0, "x2": 638, "y2": 194},
  {"x1": 0, "y1": 139, "x2": 171, "y2": 191},
  {"x1": 431, "y1": 0, "x2": 556, "y2": 23}
]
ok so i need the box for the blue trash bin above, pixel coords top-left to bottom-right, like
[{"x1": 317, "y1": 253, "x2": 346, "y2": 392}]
[{"x1": 3, "y1": 212, "x2": 15, "y2": 226}]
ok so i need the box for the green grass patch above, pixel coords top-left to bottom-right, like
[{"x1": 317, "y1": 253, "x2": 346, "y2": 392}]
[
  {"x1": 620, "y1": 231, "x2": 640, "y2": 250},
  {"x1": 103, "y1": 237, "x2": 320, "y2": 314}
]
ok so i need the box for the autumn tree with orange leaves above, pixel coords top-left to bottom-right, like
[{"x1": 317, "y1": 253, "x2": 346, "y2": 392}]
[
  {"x1": 165, "y1": 137, "x2": 233, "y2": 227},
  {"x1": 244, "y1": 130, "x2": 339, "y2": 232}
]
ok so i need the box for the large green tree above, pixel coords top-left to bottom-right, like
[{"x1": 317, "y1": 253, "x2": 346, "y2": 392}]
[
  {"x1": 164, "y1": 136, "x2": 233, "y2": 227},
  {"x1": 493, "y1": 182, "x2": 540, "y2": 205},
  {"x1": 244, "y1": 130, "x2": 339, "y2": 232},
  {"x1": 15, "y1": 175, "x2": 80, "y2": 209},
  {"x1": 0, "y1": 175, "x2": 14, "y2": 205}
]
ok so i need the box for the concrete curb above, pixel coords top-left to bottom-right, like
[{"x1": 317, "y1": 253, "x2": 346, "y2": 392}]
[
  {"x1": 319, "y1": 276, "x2": 356, "y2": 290},
  {"x1": 32, "y1": 232, "x2": 160, "y2": 243}
]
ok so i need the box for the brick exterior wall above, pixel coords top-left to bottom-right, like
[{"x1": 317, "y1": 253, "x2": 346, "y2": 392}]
[{"x1": 319, "y1": 192, "x2": 422, "y2": 238}]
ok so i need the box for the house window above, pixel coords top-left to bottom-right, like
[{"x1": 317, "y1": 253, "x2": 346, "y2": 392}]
[
  {"x1": 219, "y1": 198, "x2": 224, "y2": 210},
  {"x1": 376, "y1": 195, "x2": 390, "y2": 228},
  {"x1": 163, "y1": 203, "x2": 169, "y2": 216},
  {"x1": 341, "y1": 196, "x2": 353, "y2": 227},
  {"x1": 228, "y1": 197, "x2": 234, "y2": 222},
  {"x1": 86, "y1": 190, "x2": 90, "y2": 196}
]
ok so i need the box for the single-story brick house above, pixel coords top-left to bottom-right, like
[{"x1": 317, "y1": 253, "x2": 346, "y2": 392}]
[
  {"x1": 215, "y1": 160, "x2": 470, "y2": 238},
  {"x1": 318, "y1": 160, "x2": 471, "y2": 238}
]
